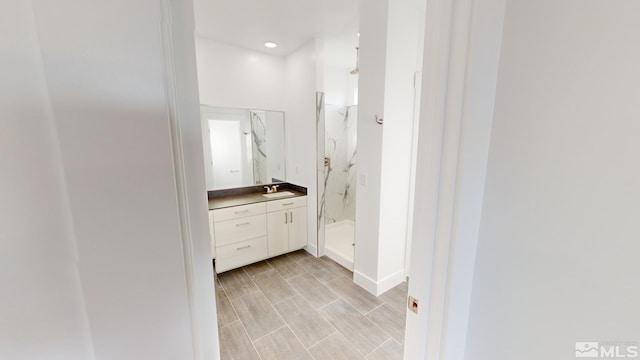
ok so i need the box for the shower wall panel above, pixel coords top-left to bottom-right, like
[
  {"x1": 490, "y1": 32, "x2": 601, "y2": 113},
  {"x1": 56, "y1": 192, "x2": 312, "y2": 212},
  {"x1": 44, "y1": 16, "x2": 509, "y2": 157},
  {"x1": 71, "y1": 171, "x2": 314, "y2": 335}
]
[{"x1": 324, "y1": 104, "x2": 357, "y2": 223}]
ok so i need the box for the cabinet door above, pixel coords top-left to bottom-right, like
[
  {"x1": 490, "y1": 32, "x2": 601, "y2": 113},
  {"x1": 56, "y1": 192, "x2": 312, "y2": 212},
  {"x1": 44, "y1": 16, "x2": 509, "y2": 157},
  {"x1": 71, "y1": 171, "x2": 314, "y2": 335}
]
[
  {"x1": 288, "y1": 206, "x2": 307, "y2": 251},
  {"x1": 267, "y1": 210, "x2": 289, "y2": 257}
]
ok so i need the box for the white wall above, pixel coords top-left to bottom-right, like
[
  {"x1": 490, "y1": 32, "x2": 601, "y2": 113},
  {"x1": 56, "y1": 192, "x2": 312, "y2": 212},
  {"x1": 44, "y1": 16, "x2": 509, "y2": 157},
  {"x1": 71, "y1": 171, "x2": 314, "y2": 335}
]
[
  {"x1": 0, "y1": 2, "x2": 94, "y2": 358},
  {"x1": 324, "y1": 65, "x2": 349, "y2": 106},
  {"x1": 284, "y1": 41, "x2": 320, "y2": 255},
  {"x1": 465, "y1": 1, "x2": 640, "y2": 359},
  {"x1": 353, "y1": 0, "x2": 388, "y2": 293},
  {"x1": 354, "y1": 0, "x2": 425, "y2": 295},
  {"x1": 195, "y1": 37, "x2": 285, "y2": 111},
  {"x1": 377, "y1": 0, "x2": 424, "y2": 289},
  {"x1": 24, "y1": 0, "x2": 216, "y2": 359}
]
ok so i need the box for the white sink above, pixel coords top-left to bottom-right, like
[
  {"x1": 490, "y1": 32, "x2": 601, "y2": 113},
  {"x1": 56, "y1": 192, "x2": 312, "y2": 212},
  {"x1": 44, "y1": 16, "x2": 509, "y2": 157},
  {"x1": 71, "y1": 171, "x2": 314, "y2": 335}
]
[{"x1": 262, "y1": 191, "x2": 295, "y2": 199}]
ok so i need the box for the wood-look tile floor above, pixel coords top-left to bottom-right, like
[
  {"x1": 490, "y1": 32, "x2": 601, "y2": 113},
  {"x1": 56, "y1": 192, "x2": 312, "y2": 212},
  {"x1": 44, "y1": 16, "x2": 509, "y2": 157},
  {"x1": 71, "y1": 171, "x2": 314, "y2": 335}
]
[{"x1": 215, "y1": 250, "x2": 407, "y2": 360}]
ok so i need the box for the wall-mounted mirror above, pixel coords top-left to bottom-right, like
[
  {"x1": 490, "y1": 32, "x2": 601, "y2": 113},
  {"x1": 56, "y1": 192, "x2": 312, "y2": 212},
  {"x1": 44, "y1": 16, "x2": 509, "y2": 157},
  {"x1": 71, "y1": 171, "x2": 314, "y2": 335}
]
[{"x1": 201, "y1": 105, "x2": 286, "y2": 190}]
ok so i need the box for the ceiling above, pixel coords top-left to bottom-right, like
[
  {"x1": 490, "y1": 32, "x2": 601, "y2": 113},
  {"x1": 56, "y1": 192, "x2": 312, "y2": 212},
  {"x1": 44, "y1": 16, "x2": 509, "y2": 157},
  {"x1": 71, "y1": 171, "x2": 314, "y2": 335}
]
[{"x1": 193, "y1": 0, "x2": 359, "y2": 57}]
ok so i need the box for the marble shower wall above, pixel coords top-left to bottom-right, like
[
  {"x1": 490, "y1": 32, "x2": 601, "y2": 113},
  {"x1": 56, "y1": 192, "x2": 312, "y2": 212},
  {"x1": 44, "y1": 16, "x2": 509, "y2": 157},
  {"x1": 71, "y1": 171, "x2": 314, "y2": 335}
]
[
  {"x1": 250, "y1": 110, "x2": 267, "y2": 184},
  {"x1": 324, "y1": 104, "x2": 357, "y2": 223}
]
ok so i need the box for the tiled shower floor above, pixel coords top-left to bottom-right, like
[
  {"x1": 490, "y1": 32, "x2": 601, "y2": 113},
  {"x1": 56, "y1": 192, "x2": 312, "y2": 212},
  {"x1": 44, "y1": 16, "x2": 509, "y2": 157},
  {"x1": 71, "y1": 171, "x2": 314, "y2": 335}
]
[{"x1": 214, "y1": 250, "x2": 407, "y2": 360}]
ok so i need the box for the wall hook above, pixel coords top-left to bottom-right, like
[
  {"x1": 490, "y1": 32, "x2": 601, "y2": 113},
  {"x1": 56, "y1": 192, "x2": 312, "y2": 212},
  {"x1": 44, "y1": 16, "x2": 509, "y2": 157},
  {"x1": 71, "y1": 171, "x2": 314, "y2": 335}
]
[{"x1": 375, "y1": 115, "x2": 384, "y2": 125}]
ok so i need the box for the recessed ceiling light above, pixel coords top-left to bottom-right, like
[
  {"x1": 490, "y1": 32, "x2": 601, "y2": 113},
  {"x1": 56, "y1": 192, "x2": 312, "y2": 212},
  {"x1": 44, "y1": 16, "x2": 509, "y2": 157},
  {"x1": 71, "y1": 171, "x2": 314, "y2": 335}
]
[{"x1": 264, "y1": 41, "x2": 277, "y2": 48}]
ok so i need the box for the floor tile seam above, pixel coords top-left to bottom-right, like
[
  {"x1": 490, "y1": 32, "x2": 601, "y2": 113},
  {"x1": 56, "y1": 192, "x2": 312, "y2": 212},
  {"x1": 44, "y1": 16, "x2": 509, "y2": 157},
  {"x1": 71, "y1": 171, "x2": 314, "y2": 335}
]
[
  {"x1": 301, "y1": 261, "x2": 346, "y2": 284},
  {"x1": 251, "y1": 322, "x2": 315, "y2": 360},
  {"x1": 317, "y1": 272, "x2": 350, "y2": 285},
  {"x1": 246, "y1": 266, "x2": 276, "y2": 278},
  {"x1": 365, "y1": 337, "x2": 395, "y2": 358},
  {"x1": 283, "y1": 271, "x2": 309, "y2": 283},
  {"x1": 289, "y1": 251, "x2": 314, "y2": 263},
  {"x1": 285, "y1": 271, "x2": 342, "y2": 309},
  {"x1": 279, "y1": 269, "x2": 322, "y2": 309},
  {"x1": 225, "y1": 282, "x2": 283, "y2": 348},
  {"x1": 308, "y1": 330, "x2": 368, "y2": 360},
  {"x1": 303, "y1": 271, "x2": 342, "y2": 299},
  {"x1": 250, "y1": 269, "x2": 298, "y2": 305},
  {"x1": 303, "y1": 329, "x2": 338, "y2": 350},
  {"x1": 271, "y1": 288, "x2": 341, "y2": 344},
  {"x1": 274, "y1": 264, "x2": 312, "y2": 280},
  {"x1": 283, "y1": 323, "x2": 316, "y2": 360},
  {"x1": 362, "y1": 302, "x2": 386, "y2": 317},
  {"x1": 250, "y1": 324, "x2": 288, "y2": 344},
  {"x1": 222, "y1": 286, "x2": 262, "y2": 300},
  {"x1": 316, "y1": 298, "x2": 341, "y2": 312},
  {"x1": 254, "y1": 282, "x2": 299, "y2": 345},
  {"x1": 317, "y1": 307, "x2": 387, "y2": 360},
  {"x1": 218, "y1": 319, "x2": 241, "y2": 331},
  {"x1": 332, "y1": 288, "x2": 383, "y2": 317},
  {"x1": 218, "y1": 271, "x2": 261, "y2": 299},
  {"x1": 380, "y1": 300, "x2": 406, "y2": 314},
  {"x1": 364, "y1": 312, "x2": 396, "y2": 347},
  {"x1": 268, "y1": 292, "x2": 299, "y2": 307},
  {"x1": 245, "y1": 265, "x2": 276, "y2": 308},
  {"x1": 217, "y1": 287, "x2": 242, "y2": 324},
  {"x1": 229, "y1": 311, "x2": 265, "y2": 360},
  {"x1": 319, "y1": 298, "x2": 395, "y2": 355}
]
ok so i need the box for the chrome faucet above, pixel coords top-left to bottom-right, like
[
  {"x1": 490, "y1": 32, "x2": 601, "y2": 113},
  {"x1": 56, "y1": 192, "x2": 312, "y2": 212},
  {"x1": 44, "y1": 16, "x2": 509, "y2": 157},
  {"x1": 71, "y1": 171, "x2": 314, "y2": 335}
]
[{"x1": 264, "y1": 185, "x2": 279, "y2": 194}]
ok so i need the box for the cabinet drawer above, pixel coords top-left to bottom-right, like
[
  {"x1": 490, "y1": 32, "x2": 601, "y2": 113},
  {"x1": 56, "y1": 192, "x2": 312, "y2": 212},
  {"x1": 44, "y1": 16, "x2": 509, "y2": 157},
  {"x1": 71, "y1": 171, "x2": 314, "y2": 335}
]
[
  {"x1": 266, "y1": 196, "x2": 307, "y2": 212},
  {"x1": 214, "y1": 214, "x2": 267, "y2": 246},
  {"x1": 215, "y1": 236, "x2": 268, "y2": 273},
  {"x1": 213, "y1": 202, "x2": 266, "y2": 222}
]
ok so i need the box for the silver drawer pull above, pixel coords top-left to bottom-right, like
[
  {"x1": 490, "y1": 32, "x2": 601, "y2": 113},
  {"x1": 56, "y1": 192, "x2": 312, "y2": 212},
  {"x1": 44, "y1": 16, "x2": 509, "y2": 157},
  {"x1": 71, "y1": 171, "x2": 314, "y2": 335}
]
[
  {"x1": 282, "y1": 202, "x2": 294, "y2": 206},
  {"x1": 290, "y1": 211, "x2": 293, "y2": 223},
  {"x1": 236, "y1": 245, "x2": 251, "y2": 250},
  {"x1": 235, "y1": 222, "x2": 250, "y2": 227},
  {"x1": 234, "y1": 210, "x2": 250, "y2": 214}
]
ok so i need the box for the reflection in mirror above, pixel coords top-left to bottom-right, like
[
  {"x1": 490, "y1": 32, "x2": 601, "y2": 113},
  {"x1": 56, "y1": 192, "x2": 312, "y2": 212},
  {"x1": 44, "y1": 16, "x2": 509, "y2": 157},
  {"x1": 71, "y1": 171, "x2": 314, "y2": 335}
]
[{"x1": 201, "y1": 106, "x2": 286, "y2": 190}]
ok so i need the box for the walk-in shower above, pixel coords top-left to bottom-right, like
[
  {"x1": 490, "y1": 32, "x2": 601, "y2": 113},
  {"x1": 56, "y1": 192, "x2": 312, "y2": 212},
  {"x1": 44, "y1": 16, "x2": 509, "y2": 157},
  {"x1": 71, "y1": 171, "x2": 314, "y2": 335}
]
[{"x1": 320, "y1": 103, "x2": 357, "y2": 270}]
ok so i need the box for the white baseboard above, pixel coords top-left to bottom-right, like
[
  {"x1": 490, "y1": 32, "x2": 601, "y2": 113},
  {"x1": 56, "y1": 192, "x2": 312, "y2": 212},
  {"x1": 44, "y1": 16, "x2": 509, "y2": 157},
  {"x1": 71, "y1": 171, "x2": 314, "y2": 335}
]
[
  {"x1": 304, "y1": 243, "x2": 318, "y2": 257},
  {"x1": 354, "y1": 269, "x2": 405, "y2": 296},
  {"x1": 377, "y1": 269, "x2": 406, "y2": 295},
  {"x1": 353, "y1": 270, "x2": 378, "y2": 295}
]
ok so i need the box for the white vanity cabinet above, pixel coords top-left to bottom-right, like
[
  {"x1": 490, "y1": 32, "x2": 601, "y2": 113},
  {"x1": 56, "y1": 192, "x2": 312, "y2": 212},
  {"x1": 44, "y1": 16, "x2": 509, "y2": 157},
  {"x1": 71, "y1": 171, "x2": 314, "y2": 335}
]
[
  {"x1": 210, "y1": 196, "x2": 307, "y2": 273},
  {"x1": 212, "y1": 203, "x2": 268, "y2": 273},
  {"x1": 209, "y1": 210, "x2": 216, "y2": 259},
  {"x1": 266, "y1": 197, "x2": 308, "y2": 257}
]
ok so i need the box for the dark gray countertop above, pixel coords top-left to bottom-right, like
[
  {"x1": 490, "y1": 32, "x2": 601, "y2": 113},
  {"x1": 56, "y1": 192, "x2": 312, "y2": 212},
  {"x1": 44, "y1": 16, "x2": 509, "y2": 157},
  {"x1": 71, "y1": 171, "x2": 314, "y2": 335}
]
[{"x1": 207, "y1": 182, "x2": 307, "y2": 210}]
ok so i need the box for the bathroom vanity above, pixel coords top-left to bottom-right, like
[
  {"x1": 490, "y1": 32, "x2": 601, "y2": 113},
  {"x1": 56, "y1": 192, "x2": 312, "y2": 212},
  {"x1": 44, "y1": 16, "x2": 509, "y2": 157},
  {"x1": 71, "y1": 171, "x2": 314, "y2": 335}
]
[{"x1": 208, "y1": 183, "x2": 307, "y2": 273}]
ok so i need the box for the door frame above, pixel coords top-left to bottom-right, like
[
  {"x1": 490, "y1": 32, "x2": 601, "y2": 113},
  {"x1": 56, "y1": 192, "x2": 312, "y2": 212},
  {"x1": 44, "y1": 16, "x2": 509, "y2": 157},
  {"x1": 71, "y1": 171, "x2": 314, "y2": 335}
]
[
  {"x1": 161, "y1": 0, "x2": 220, "y2": 359},
  {"x1": 403, "y1": 0, "x2": 506, "y2": 359}
]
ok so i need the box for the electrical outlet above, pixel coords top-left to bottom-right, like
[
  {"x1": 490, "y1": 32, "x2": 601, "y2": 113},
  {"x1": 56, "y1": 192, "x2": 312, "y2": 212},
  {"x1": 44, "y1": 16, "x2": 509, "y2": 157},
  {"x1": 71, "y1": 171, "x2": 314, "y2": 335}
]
[{"x1": 408, "y1": 296, "x2": 419, "y2": 314}]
